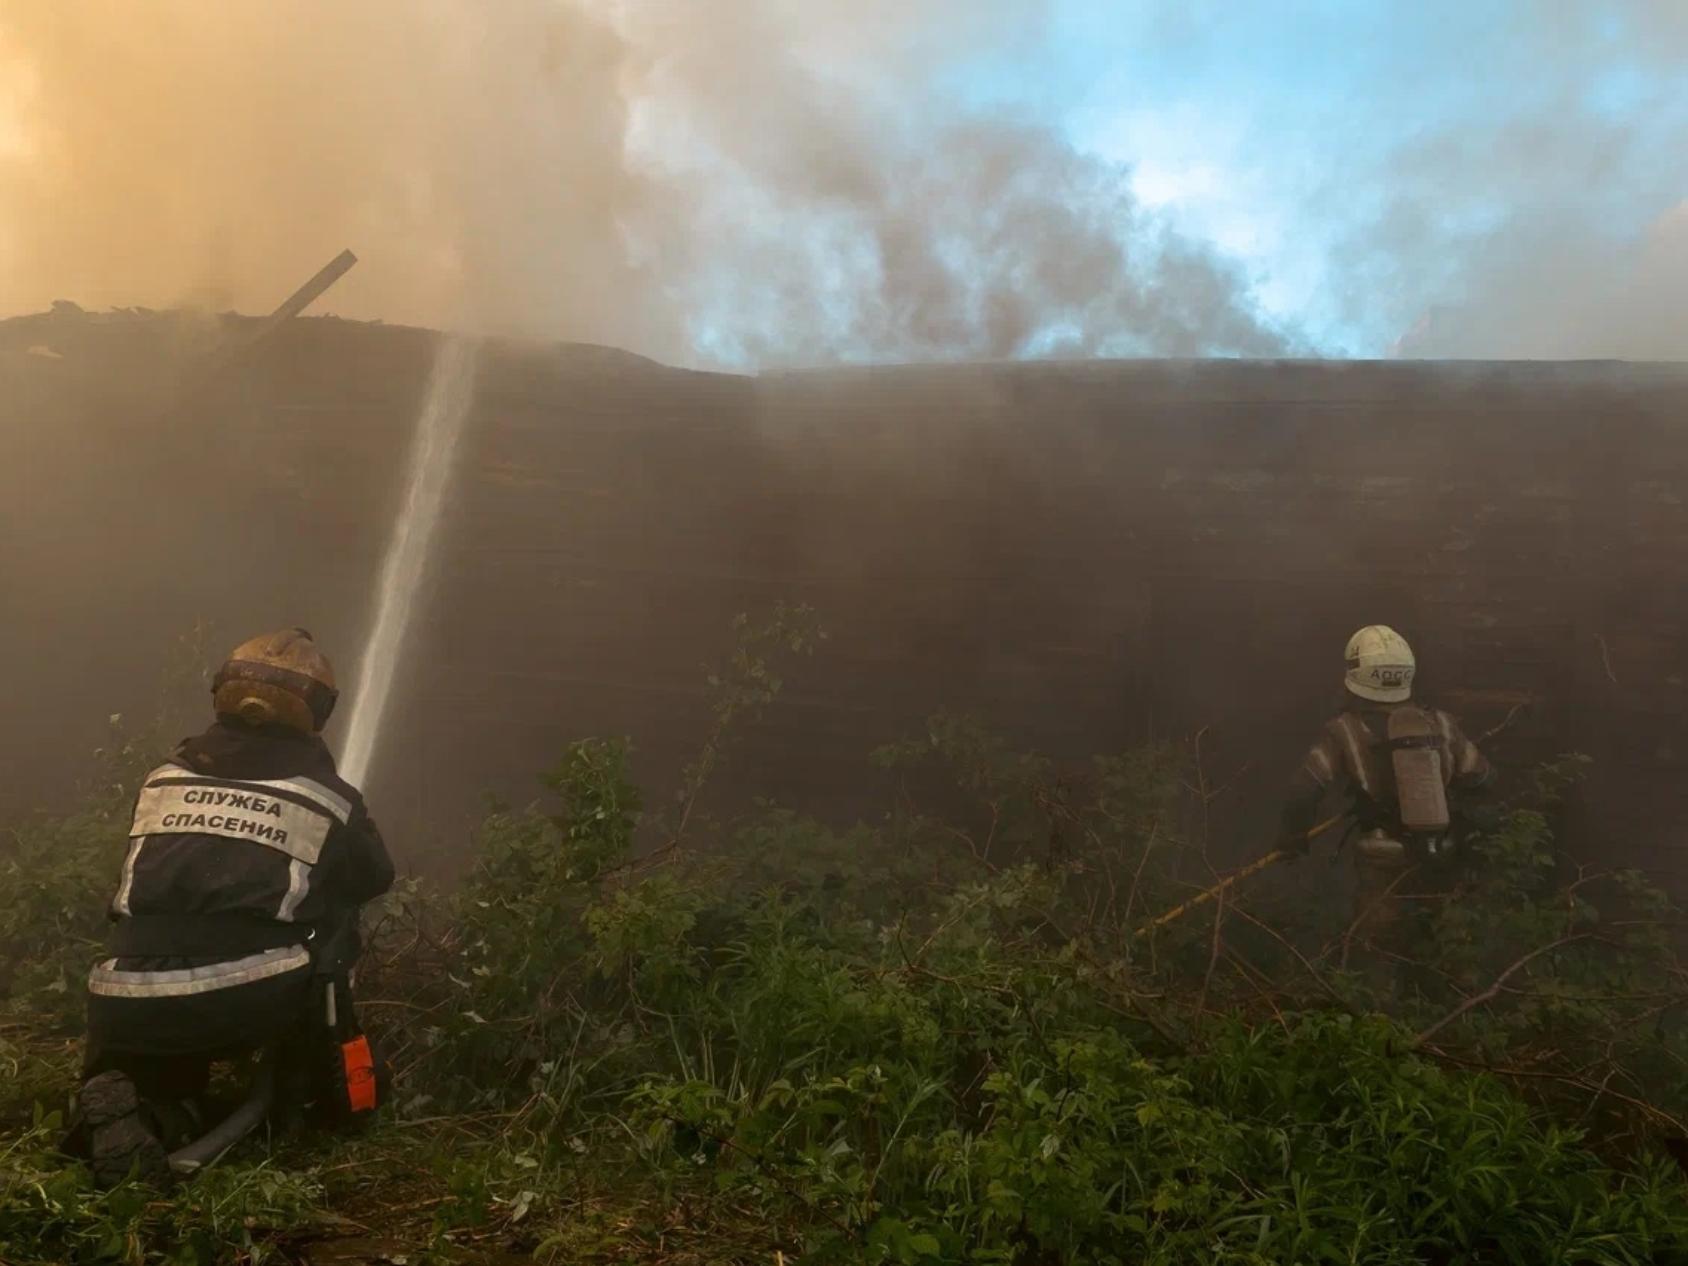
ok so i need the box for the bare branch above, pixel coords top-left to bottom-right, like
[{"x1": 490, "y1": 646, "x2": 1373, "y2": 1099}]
[{"x1": 1413, "y1": 934, "x2": 1592, "y2": 1047}]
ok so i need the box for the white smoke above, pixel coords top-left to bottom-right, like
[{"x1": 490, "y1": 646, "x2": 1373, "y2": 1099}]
[{"x1": 0, "y1": 0, "x2": 1290, "y2": 365}]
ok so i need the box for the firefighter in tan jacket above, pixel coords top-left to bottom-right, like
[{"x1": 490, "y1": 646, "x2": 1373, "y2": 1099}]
[{"x1": 1278, "y1": 626, "x2": 1495, "y2": 965}]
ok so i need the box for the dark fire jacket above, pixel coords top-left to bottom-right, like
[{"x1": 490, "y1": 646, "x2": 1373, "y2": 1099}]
[{"x1": 88, "y1": 720, "x2": 394, "y2": 1008}]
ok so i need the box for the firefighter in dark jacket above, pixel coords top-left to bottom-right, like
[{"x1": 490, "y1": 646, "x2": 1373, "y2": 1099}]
[
  {"x1": 1278, "y1": 625, "x2": 1494, "y2": 980},
  {"x1": 73, "y1": 628, "x2": 394, "y2": 1185}
]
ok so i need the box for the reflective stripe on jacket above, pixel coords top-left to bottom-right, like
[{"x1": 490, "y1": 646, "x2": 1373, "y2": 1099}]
[{"x1": 91, "y1": 721, "x2": 393, "y2": 1000}]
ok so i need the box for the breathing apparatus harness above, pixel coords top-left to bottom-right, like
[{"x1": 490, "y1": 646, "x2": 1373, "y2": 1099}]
[{"x1": 1331, "y1": 704, "x2": 1457, "y2": 866}]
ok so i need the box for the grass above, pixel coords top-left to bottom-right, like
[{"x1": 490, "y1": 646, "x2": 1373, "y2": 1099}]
[{"x1": 2, "y1": 608, "x2": 1686, "y2": 1264}]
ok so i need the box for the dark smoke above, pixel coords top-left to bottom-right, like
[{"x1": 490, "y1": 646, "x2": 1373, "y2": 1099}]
[{"x1": 0, "y1": 0, "x2": 1292, "y2": 367}]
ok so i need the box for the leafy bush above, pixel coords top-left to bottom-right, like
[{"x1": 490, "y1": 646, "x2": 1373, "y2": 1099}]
[
  {"x1": 0, "y1": 624, "x2": 214, "y2": 1032},
  {"x1": 0, "y1": 796, "x2": 125, "y2": 1029},
  {"x1": 0, "y1": 716, "x2": 181, "y2": 1032},
  {"x1": 3, "y1": 610, "x2": 1686, "y2": 1264},
  {"x1": 395, "y1": 711, "x2": 1687, "y2": 1262}
]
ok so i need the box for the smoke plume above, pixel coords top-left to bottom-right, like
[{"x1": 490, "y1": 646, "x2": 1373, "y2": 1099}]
[
  {"x1": 0, "y1": 1, "x2": 1292, "y2": 367},
  {"x1": 1345, "y1": 5, "x2": 1688, "y2": 361}
]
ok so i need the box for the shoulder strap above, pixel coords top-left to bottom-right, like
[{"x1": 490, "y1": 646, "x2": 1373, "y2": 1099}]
[
  {"x1": 1325, "y1": 712, "x2": 1382, "y2": 798},
  {"x1": 1385, "y1": 704, "x2": 1440, "y2": 750}
]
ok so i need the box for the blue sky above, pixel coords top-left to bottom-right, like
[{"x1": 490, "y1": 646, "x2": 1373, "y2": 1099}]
[
  {"x1": 5, "y1": 2, "x2": 1685, "y2": 365},
  {"x1": 915, "y1": 1, "x2": 1688, "y2": 357}
]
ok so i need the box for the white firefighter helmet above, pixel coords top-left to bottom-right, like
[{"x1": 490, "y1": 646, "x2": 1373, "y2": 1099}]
[{"x1": 1344, "y1": 625, "x2": 1415, "y2": 703}]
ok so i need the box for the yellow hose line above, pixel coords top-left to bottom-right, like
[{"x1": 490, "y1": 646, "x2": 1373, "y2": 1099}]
[{"x1": 1134, "y1": 813, "x2": 1343, "y2": 938}]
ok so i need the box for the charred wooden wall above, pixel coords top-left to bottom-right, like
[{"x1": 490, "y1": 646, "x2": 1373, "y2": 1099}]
[{"x1": 4, "y1": 310, "x2": 1686, "y2": 888}]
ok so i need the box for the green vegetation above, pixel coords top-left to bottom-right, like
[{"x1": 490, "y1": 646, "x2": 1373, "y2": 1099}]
[{"x1": 3, "y1": 608, "x2": 1686, "y2": 1264}]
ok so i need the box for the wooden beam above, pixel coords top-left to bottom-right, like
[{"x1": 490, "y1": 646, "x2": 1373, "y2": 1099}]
[{"x1": 243, "y1": 248, "x2": 358, "y2": 349}]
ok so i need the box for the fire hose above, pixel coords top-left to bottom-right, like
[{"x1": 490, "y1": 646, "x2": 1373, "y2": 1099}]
[
  {"x1": 1134, "y1": 813, "x2": 1344, "y2": 939},
  {"x1": 167, "y1": 1047, "x2": 278, "y2": 1176}
]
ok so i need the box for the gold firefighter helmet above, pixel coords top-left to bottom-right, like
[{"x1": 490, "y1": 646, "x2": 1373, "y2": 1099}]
[{"x1": 211, "y1": 627, "x2": 339, "y2": 734}]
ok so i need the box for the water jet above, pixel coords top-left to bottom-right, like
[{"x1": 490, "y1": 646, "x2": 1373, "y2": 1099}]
[{"x1": 339, "y1": 335, "x2": 479, "y2": 787}]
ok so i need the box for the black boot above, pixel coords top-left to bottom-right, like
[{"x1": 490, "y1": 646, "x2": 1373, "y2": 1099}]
[{"x1": 79, "y1": 1071, "x2": 173, "y2": 1188}]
